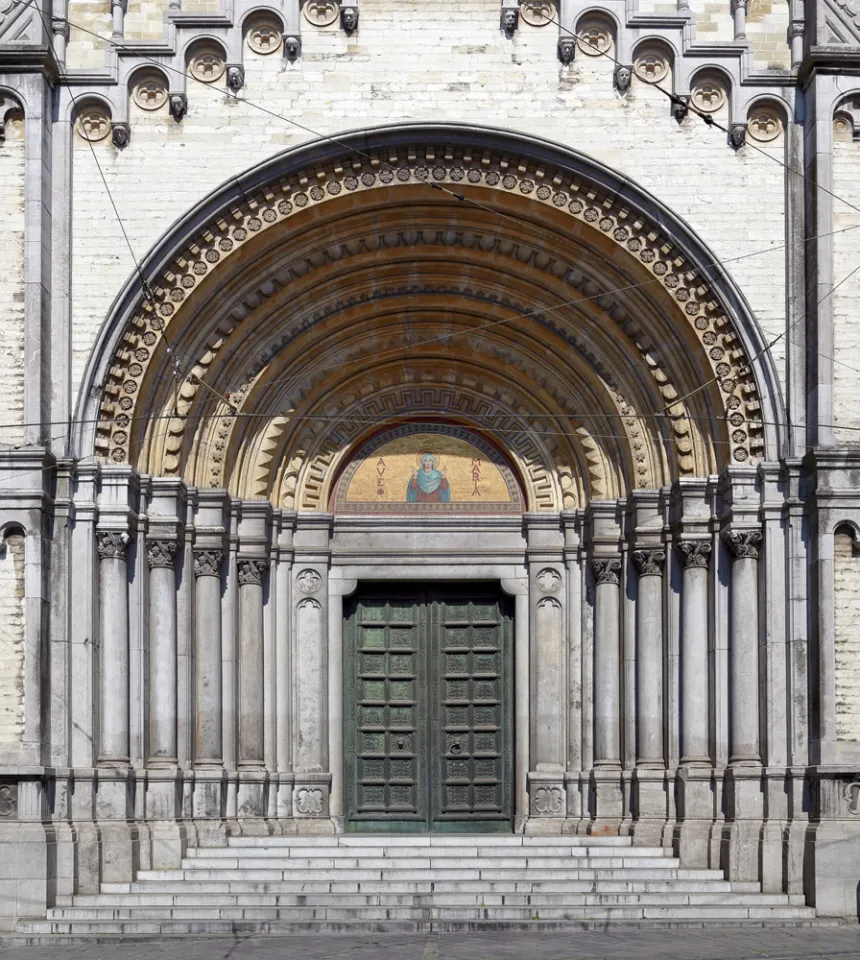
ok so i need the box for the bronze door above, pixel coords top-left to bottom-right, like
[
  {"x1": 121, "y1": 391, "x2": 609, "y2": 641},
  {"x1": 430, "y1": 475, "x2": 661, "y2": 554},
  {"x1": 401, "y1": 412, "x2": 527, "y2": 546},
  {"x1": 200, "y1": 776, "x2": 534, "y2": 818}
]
[{"x1": 344, "y1": 585, "x2": 513, "y2": 832}]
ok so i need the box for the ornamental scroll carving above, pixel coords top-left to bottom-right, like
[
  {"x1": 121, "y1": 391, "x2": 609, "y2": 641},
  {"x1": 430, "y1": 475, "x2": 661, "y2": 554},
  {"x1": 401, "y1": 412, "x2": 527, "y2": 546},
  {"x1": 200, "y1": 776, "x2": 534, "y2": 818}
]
[
  {"x1": 238, "y1": 557, "x2": 269, "y2": 585},
  {"x1": 722, "y1": 529, "x2": 762, "y2": 560},
  {"x1": 95, "y1": 147, "x2": 765, "y2": 475},
  {"x1": 591, "y1": 558, "x2": 622, "y2": 585},
  {"x1": 147, "y1": 540, "x2": 177, "y2": 569},
  {"x1": 632, "y1": 549, "x2": 665, "y2": 577},
  {"x1": 97, "y1": 531, "x2": 129, "y2": 561},
  {"x1": 676, "y1": 540, "x2": 712, "y2": 569},
  {"x1": 193, "y1": 549, "x2": 223, "y2": 578}
]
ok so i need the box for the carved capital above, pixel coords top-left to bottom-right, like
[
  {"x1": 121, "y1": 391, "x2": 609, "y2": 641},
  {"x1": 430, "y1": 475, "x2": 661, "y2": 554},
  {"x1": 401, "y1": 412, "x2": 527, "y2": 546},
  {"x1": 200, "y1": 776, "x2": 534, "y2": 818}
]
[
  {"x1": 97, "y1": 530, "x2": 129, "y2": 561},
  {"x1": 676, "y1": 539, "x2": 712, "y2": 569},
  {"x1": 193, "y1": 549, "x2": 223, "y2": 578},
  {"x1": 591, "y1": 558, "x2": 622, "y2": 585},
  {"x1": 51, "y1": 16, "x2": 70, "y2": 40},
  {"x1": 632, "y1": 548, "x2": 665, "y2": 577},
  {"x1": 238, "y1": 557, "x2": 269, "y2": 586},
  {"x1": 722, "y1": 528, "x2": 762, "y2": 561},
  {"x1": 147, "y1": 539, "x2": 177, "y2": 569}
]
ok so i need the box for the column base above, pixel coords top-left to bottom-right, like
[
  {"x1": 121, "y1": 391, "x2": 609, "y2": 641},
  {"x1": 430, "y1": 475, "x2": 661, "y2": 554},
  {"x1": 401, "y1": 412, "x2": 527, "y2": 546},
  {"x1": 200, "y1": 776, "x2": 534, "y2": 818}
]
[
  {"x1": 632, "y1": 768, "x2": 670, "y2": 847},
  {"x1": 589, "y1": 767, "x2": 623, "y2": 834}
]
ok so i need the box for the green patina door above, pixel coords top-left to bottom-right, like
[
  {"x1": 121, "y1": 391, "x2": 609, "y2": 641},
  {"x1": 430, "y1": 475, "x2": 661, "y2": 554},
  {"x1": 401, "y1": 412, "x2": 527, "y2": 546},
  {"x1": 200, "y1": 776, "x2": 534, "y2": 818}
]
[{"x1": 344, "y1": 585, "x2": 514, "y2": 832}]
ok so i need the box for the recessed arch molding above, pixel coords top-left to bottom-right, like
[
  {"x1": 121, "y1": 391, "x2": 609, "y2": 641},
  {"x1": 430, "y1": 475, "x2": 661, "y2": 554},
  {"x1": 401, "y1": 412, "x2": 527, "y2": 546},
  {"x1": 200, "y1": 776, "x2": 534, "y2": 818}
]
[{"x1": 77, "y1": 123, "x2": 785, "y2": 509}]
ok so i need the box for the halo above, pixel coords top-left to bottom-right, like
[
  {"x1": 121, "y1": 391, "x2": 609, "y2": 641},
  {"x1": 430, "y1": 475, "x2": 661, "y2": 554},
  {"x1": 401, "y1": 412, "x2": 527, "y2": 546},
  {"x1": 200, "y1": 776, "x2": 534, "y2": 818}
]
[{"x1": 417, "y1": 451, "x2": 439, "y2": 470}]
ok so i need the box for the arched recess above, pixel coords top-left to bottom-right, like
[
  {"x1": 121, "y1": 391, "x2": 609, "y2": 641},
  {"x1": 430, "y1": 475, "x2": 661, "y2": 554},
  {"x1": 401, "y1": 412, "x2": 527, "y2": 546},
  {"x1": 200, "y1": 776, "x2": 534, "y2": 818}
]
[{"x1": 75, "y1": 122, "x2": 785, "y2": 510}]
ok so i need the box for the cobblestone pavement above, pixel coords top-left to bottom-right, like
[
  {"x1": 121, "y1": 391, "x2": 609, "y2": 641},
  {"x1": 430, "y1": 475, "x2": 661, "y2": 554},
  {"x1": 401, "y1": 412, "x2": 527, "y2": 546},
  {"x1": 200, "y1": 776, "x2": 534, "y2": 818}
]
[{"x1": 1, "y1": 927, "x2": 860, "y2": 960}]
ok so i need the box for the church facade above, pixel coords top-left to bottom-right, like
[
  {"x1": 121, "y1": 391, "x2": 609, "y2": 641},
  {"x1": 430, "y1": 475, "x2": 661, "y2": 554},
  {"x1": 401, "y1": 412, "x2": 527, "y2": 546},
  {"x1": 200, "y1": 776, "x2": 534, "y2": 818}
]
[{"x1": 1, "y1": 0, "x2": 860, "y2": 930}]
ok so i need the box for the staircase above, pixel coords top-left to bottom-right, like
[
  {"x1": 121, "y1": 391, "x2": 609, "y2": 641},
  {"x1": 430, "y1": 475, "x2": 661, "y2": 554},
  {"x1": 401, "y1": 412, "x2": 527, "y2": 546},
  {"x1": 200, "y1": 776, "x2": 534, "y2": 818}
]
[{"x1": 21, "y1": 835, "x2": 816, "y2": 935}]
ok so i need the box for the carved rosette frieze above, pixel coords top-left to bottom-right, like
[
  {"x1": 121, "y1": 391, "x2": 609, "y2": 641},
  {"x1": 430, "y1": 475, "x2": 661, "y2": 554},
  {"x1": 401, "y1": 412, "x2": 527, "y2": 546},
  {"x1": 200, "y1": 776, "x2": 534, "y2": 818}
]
[
  {"x1": 238, "y1": 557, "x2": 269, "y2": 586},
  {"x1": 293, "y1": 786, "x2": 326, "y2": 816},
  {"x1": 676, "y1": 540, "x2": 712, "y2": 569},
  {"x1": 296, "y1": 569, "x2": 322, "y2": 594},
  {"x1": 591, "y1": 558, "x2": 622, "y2": 585},
  {"x1": 632, "y1": 548, "x2": 665, "y2": 577},
  {"x1": 147, "y1": 539, "x2": 177, "y2": 569},
  {"x1": 193, "y1": 549, "x2": 223, "y2": 578},
  {"x1": 0, "y1": 783, "x2": 17, "y2": 819},
  {"x1": 722, "y1": 529, "x2": 762, "y2": 561},
  {"x1": 97, "y1": 530, "x2": 129, "y2": 561},
  {"x1": 94, "y1": 148, "x2": 764, "y2": 475}
]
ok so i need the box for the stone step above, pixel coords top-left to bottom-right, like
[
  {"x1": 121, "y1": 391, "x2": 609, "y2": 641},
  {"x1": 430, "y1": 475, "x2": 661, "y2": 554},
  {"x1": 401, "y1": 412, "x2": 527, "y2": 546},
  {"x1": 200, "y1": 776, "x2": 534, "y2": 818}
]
[
  {"x1": 222, "y1": 835, "x2": 636, "y2": 848},
  {"x1": 48, "y1": 892, "x2": 805, "y2": 913},
  {"x1": 134, "y1": 866, "x2": 711, "y2": 884},
  {"x1": 189, "y1": 844, "x2": 672, "y2": 859},
  {"x1": 178, "y1": 856, "x2": 682, "y2": 871},
  {"x1": 99, "y1": 878, "x2": 742, "y2": 897},
  {"x1": 21, "y1": 903, "x2": 818, "y2": 935},
  {"x1": 185, "y1": 844, "x2": 672, "y2": 862}
]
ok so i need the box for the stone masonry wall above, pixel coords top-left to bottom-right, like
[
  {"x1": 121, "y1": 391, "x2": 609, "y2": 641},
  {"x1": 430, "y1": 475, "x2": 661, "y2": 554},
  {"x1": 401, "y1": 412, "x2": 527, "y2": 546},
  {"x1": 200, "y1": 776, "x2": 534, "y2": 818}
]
[
  {"x1": 0, "y1": 114, "x2": 26, "y2": 447},
  {"x1": 66, "y1": 0, "x2": 789, "y2": 413},
  {"x1": 832, "y1": 135, "x2": 860, "y2": 443},
  {"x1": 834, "y1": 528, "x2": 860, "y2": 741},
  {"x1": 0, "y1": 533, "x2": 25, "y2": 747}
]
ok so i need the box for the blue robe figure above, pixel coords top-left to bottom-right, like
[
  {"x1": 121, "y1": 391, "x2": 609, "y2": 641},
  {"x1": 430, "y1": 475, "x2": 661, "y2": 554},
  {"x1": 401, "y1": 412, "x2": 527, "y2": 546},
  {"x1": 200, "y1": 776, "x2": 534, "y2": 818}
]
[{"x1": 407, "y1": 453, "x2": 450, "y2": 503}]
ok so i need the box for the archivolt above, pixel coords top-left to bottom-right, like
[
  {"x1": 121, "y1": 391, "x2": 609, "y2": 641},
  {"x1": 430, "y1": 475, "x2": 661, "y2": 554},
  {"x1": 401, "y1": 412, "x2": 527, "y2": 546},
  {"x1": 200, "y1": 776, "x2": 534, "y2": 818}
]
[{"x1": 80, "y1": 124, "x2": 781, "y2": 507}]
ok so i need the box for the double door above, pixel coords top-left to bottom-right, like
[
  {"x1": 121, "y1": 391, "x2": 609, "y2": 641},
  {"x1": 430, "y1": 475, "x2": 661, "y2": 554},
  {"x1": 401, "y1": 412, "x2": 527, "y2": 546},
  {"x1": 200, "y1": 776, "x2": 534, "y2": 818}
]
[{"x1": 344, "y1": 585, "x2": 513, "y2": 831}]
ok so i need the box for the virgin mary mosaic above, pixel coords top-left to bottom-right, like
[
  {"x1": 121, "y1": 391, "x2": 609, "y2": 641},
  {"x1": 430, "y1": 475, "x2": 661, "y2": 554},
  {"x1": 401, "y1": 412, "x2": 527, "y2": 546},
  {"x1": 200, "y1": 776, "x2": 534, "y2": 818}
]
[
  {"x1": 332, "y1": 424, "x2": 524, "y2": 515},
  {"x1": 407, "y1": 453, "x2": 450, "y2": 503}
]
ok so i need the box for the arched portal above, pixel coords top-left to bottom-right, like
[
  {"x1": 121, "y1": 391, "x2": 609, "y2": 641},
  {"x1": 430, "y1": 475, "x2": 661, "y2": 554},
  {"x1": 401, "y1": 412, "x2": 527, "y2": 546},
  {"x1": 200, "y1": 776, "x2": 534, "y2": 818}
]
[
  {"x1": 72, "y1": 124, "x2": 787, "y2": 837},
  {"x1": 77, "y1": 123, "x2": 784, "y2": 502}
]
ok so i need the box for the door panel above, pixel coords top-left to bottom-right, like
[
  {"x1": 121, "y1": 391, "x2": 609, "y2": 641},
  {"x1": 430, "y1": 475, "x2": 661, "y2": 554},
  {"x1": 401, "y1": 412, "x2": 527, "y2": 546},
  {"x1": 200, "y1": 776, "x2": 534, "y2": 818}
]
[
  {"x1": 345, "y1": 595, "x2": 428, "y2": 829},
  {"x1": 345, "y1": 585, "x2": 512, "y2": 832}
]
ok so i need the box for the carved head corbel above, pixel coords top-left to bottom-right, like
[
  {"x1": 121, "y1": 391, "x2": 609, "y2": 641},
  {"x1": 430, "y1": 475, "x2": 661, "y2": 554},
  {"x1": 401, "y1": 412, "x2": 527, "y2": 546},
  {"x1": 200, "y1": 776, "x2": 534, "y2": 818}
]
[
  {"x1": 558, "y1": 36, "x2": 575, "y2": 64},
  {"x1": 285, "y1": 35, "x2": 301, "y2": 60},
  {"x1": 340, "y1": 4, "x2": 358, "y2": 32}
]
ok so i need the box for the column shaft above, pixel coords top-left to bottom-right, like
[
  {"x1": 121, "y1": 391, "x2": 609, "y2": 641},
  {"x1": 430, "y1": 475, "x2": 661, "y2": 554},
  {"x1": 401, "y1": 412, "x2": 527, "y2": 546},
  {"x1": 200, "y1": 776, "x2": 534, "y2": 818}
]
[
  {"x1": 98, "y1": 531, "x2": 130, "y2": 763},
  {"x1": 194, "y1": 550, "x2": 223, "y2": 766},
  {"x1": 148, "y1": 541, "x2": 177, "y2": 764},
  {"x1": 634, "y1": 550, "x2": 665, "y2": 765},
  {"x1": 677, "y1": 541, "x2": 711, "y2": 763},
  {"x1": 592, "y1": 559, "x2": 621, "y2": 766},
  {"x1": 238, "y1": 558, "x2": 267, "y2": 768},
  {"x1": 724, "y1": 530, "x2": 762, "y2": 763}
]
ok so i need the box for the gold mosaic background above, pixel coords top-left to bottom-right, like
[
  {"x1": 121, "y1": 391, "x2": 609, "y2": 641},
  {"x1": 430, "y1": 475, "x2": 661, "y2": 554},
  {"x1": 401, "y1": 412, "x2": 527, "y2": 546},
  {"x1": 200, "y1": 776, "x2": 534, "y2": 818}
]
[{"x1": 343, "y1": 432, "x2": 513, "y2": 504}]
